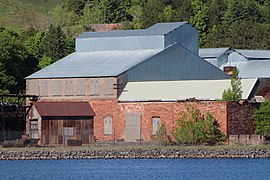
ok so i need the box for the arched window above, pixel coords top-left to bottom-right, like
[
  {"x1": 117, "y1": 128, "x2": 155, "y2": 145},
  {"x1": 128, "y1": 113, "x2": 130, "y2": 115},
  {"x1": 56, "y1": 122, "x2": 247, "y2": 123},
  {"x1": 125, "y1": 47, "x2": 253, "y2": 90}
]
[
  {"x1": 104, "y1": 116, "x2": 113, "y2": 135},
  {"x1": 152, "y1": 116, "x2": 160, "y2": 135}
]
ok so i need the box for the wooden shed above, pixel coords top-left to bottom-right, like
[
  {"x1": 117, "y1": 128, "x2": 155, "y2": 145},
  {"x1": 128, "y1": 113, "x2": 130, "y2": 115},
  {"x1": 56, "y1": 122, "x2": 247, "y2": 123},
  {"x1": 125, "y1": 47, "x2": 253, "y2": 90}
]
[{"x1": 28, "y1": 101, "x2": 95, "y2": 145}]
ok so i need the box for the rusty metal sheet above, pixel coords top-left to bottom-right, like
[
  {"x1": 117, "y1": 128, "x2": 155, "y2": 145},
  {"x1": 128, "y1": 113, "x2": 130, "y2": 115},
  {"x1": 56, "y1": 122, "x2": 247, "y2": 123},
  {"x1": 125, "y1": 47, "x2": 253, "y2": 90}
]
[{"x1": 33, "y1": 102, "x2": 95, "y2": 117}]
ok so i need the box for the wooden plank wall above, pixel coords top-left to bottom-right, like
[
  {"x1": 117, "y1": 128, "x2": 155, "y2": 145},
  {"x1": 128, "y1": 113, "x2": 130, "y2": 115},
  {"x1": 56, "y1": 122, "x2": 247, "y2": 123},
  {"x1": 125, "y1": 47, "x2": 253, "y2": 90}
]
[
  {"x1": 41, "y1": 119, "x2": 94, "y2": 145},
  {"x1": 26, "y1": 77, "x2": 120, "y2": 100}
]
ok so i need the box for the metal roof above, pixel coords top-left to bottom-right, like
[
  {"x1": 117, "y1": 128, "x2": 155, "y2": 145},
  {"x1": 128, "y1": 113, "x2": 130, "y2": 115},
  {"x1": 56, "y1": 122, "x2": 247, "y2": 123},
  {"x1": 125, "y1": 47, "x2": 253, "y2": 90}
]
[
  {"x1": 199, "y1": 48, "x2": 230, "y2": 58},
  {"x1": 234, "y1": 49, "x2": 270, "y2": 59},
  {"x1": 26, "y1": 49, "x2": 162, "y2": 79},
  {"x1": 33, "y1": 101, "x2": 95, "y2": 117},
  {"x1": 77, "y1": 22, "x2": 187, "y2": 38},
  {"x1": 222, "y1": 60, "x2": 270, "y2": 78},
  {"x1": 118, "y1": 79, "x2": 257, "y2": 101}
]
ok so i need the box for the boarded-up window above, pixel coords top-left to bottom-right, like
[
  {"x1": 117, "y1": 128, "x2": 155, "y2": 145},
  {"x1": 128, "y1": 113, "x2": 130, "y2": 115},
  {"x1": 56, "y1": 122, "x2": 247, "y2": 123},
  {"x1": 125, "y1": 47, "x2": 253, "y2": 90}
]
[
  {"x1": 63, "y1": 127, "x2": 74, "y2": 137},
  {"x1": 76, "y1": 79, "x2": 85, "y2": 96},
  {"x1": 30, "y1": 120, "x2": 38, "y2": 139},
  {"x1": 40, "y1": 80, "x2": 48, "y2": 96},
  {"x1": 91, "y1": 79, "x2": 99, "y2": 96},
  {"x1": 125, "y1": 113, "x2": 141, "y2": 142},
  {"x1": 27, "y1": 80, "x2": 39, "y2": 95},
  {"x1": 104, "y1": 79, "x2": 113, "y2": 95},
  {"x1": 104, "y1": 116, "x2": 113, "y2": 135},
  {"x1": 53, "y1": 80, "x2": 62, "y2": 96},
  {"x1": 152, "y1": 116, "x2": 160, "y2": 135},
  {"x1": 65, "y1": 80, "x2": 73, "y2": 96}
]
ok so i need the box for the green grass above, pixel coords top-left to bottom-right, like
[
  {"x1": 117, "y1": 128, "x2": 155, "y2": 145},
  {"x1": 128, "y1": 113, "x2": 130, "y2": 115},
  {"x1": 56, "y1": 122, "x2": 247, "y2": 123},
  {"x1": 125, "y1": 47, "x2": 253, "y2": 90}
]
[
  {"x1": 1, "y1": 144, "x2": 270, "y2": 152},
  {"x1": 0, "y1": 0, "x2": 67, "y2": 30}
]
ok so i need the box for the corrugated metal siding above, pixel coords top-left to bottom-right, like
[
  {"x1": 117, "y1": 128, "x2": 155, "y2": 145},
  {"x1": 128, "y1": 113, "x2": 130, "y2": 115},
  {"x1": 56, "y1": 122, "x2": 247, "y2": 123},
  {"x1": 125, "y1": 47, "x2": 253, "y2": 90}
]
[
  {"x1": 165, "y1": 24, "x2": 198, "y2": 55},
  {"x1": 199, "y1": 48, "x2": 230, "y2": 58},
  {"x1": 127, "y1": 43, "x2": 229, "y2": 82},
  {"x1": 118, "y1": 79, "x2": 257, "y2": 101},
  {"x1": 76, "y1": 36, "x2": 164, "y2": 52},
  {"x1": 26, "y1": 49, "x2": 162, "y2": 79},
  {"x1": 234, "y1": 49, "x2": 270, "y2": 59},
  {"x1": 41, "y1": 119, "x2": 94, "y2": 145},
  {"x1": 33, "y1": 102, "x2": 95, "y2": 117},
  {"x1": 77, "y1": 22, "x2": 187, "y2": 38},
  {"x1": 222, "y1": 60, "x2": 270, "y2": 78},
  {"x1": 76, "y1": 23, "x2": 192, "y2": 52},
  {"x1": 228, "y1": 51, "x2": 247, "y2": 62}
]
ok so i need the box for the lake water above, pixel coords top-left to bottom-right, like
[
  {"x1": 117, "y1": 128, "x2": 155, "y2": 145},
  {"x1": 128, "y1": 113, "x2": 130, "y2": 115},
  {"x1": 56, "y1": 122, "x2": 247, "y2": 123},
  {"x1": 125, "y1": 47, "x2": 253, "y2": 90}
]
[{"x1": 0, "y1": 158, "x2": 270, "y2": 180}]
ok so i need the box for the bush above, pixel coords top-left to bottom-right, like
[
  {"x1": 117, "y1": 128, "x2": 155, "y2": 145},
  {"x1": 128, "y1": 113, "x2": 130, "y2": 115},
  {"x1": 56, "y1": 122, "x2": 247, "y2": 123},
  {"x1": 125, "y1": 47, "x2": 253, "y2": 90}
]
[
  {"x1": 173, "y1": 105, "x2": 225, "y2": 145},
  {"x1": 155, "y1": 123, "x2": 168, "y2": 146},
  {"x1": 253, "y1": 100, "x2": 270, "y2": 137}
]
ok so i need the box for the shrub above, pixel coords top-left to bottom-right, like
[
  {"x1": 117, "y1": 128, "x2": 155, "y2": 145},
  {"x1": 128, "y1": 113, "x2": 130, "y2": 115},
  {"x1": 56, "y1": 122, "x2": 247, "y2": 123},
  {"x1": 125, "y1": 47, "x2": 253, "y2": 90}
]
[
  {"x1": 173, "y1": 105, "x2": 225, "y2": 145},
  {"x1": 155, "y1": 123, "x2": 168, "y2": 146},
  {"x1": 253, "y1": 100, "x2": 270, "y2": 137}
]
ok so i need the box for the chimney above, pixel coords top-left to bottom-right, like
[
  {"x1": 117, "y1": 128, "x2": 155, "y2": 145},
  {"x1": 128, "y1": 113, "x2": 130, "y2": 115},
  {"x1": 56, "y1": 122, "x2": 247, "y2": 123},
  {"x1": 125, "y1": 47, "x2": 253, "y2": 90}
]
[{"x1": 223, "y1": 66, "x2": 235, "y2": 76}]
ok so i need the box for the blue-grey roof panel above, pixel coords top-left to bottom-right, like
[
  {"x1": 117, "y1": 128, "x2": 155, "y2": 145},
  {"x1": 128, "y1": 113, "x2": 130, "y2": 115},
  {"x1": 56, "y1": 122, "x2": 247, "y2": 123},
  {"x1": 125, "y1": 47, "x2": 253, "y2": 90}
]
[
  {"x1": 147, "y1": 22, "x2": 187, "y2": 34},
  {"x1": 234, "y1": 49, "x2": 270, "y2": 59},
  {"x1": 199, "y1": 48, "x2": 230, "y2": 58},
  {"x1": 222, "y1": 60, "x2": 270, "y2": 78},
  {"x1": 26, "y1": 49, "x2": 162, "y2": 79},
  {"x1": 77, "y1": 22, "x2": 187, "y2": 38}
]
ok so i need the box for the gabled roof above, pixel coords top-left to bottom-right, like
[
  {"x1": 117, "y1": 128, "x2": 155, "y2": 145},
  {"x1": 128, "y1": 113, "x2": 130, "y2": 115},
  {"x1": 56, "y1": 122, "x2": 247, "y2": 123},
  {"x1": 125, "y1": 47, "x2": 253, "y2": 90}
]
[
  {"x1": 77, "y1": 22, "x2": 187, "y2": 38},
  {"x1": 222, "y1": 60, "x2": 270, "y2": 78},
  {"x1": 234, "y1": 49, "x2": 270, "y2": 59},
  {"x1": 118, "y1": 79, "x2": 257, "y2": 101},
  {"x1": 199, "y1": 48, "x2": 230, "y2": 58},
  {"x1": 26, "y1": 49, "x2": 162, "y2": 79},
  {"x1": 33, "y1": 101, "x2": 95, "y2": 117}
]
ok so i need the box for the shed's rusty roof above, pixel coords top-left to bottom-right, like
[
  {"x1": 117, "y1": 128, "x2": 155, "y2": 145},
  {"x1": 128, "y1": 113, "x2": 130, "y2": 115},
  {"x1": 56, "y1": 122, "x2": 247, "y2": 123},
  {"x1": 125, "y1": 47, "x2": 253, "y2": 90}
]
[{"x1": 33, "y1": 102, "x2": 95, "y2": 117}]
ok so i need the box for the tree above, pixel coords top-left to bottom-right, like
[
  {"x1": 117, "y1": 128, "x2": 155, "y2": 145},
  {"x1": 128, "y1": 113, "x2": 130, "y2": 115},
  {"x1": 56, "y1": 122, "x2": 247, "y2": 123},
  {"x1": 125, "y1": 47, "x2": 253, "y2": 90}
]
[
  {"x1": 64, "y1": 0, "x2": 86, "y2": 16},
  {"x1": 222, "y1": 67, "x2": 242, "y2": 100},
  {"x1": 40, "y1": 25, "x2": 73, "y2": 63},
  {"x1": 191, "y1": 0, "x2": 209, "y2": 47},
  {"x1": 253, "y1": 100, "x2": 270, "y2": 137},
  {"x1": 223, "y1": 0, "x2": 260, "y2": 26},
  {"x1": 207, "y1": 0, "x2": 227, "y2": 27},
  {"x1": 173, "y1": 105, "x2": 225, "y2": 145}
]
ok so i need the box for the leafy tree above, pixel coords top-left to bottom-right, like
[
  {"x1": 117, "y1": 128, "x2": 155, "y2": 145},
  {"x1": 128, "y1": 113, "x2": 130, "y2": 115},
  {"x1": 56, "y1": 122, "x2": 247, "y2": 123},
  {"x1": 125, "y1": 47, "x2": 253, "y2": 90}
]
[
  {"x1": 38, "y1": 55, "x2": 53, "y2": 69},
  {"x1": 64, "y1": 0, "x2": 86, "y2": 16},
  {"x1": 141, "y1": 0, "x2": 168, "y2": 28},
  {"x1": 172, "y1": 0, "x2": 193, "y2": 22},
  {"x1": 41, "y1": 25, "x2": 73, "y2": 63},
  {"x1": 253, "y1": 100, "x2": 270, "y2": 137},
  {"x1": 24, "y1": 30, "x2": 45, "y2": 59},
  {"x1": 191, "y1": 0, "x2": 209, "y2": 47},
  {"x1": 222, "y1": 67, "x2": 242, "y2": 101},
  {"x1": 207, "y1": 0, "x2": 227, "y2": 27},
  {"x1": 223, "y1": 0, "x2": 260, "y2": 26},
  {"x1": 173, "y1": 105, "x2": 225, "y2": 145}
]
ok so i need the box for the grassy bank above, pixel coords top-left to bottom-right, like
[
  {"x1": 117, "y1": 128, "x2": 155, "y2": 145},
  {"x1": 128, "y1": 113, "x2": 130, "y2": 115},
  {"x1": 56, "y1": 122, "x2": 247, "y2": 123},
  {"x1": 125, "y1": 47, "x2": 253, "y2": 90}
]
[{"x1": 1, "y1": 144, "x2": 270, "y2": 152}]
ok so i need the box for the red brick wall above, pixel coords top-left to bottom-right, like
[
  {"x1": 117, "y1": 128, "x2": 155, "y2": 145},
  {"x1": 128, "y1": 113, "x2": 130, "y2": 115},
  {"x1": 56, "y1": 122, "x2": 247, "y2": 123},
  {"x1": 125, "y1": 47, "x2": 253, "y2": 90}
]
[{"x1": 90, "y1": 100, "x2": 228, "y2": 142}]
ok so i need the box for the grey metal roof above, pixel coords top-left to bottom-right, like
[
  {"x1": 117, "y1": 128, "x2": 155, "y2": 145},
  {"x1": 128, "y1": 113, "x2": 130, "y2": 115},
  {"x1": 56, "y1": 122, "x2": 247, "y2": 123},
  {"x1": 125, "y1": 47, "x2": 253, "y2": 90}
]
[
  {"x1": 118, "y1": 79, "x2": 257, "y2": 101},
  {"x1": 234, "y1": 49, "x2": 270, "y2": 59},
  {"x1": 222, "y1": 60, "x2": 270, "y2": 78},
  {"x1": 26, "y1": 49, "x2": 162, "y2": 79},
  {"x1": 199, "y1": 48, "x2": 230, "y2": 58},
  {"x1": 77, "y1": 22, "x2": 187, "y2": 38}
]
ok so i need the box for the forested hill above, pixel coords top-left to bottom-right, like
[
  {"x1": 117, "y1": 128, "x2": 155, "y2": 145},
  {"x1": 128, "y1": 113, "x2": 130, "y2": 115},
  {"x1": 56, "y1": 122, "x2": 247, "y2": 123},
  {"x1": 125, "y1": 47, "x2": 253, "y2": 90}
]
[
  {"x1": 1, "y1": 0, "x2": 270, "y2": 94},
  {"x1": 0, "y1": 0, "x2": 67, "y2": 29}
]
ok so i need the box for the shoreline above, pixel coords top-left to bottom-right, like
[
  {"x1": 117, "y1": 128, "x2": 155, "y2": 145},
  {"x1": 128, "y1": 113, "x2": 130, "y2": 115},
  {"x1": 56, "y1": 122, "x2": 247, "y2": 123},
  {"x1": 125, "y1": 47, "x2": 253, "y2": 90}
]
[{"x1": 1, "y1": 148, "x2": 270, "y2": 160}]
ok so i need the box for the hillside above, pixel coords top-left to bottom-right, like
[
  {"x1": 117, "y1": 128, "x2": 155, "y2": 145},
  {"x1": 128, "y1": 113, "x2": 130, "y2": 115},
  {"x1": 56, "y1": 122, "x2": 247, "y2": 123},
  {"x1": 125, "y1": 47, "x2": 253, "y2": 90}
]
[{"x1": 0, "y1": 0, "x2": 66, "y2": 29}]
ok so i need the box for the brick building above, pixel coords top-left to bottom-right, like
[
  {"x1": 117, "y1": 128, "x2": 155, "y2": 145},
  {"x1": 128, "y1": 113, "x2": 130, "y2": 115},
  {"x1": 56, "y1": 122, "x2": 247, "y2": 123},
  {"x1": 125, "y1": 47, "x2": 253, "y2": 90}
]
[{"x1": 25, "y1": 22, "x2": 257, "y2": 145}]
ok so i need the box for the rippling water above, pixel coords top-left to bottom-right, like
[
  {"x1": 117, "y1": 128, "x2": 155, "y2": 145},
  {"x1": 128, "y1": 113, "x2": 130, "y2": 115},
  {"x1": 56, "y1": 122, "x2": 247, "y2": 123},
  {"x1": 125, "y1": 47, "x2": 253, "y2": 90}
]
[{"x1": 1, "y1": 158, "x2": 270, "y2": 180}]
